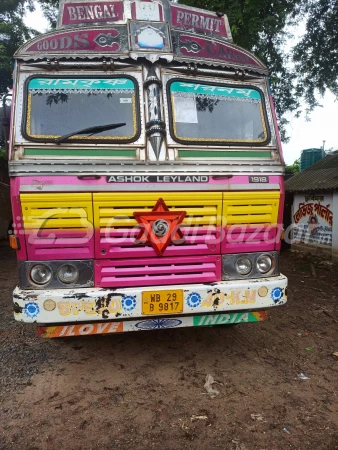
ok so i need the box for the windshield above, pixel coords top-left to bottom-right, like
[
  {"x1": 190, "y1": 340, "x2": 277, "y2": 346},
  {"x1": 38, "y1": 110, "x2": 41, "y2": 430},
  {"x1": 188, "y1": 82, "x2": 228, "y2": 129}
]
[
  {"x1": 24, "y1": 77, "x2": 139, "y2": 143},
  {"x1": 168, "y1": 80, "x2": 269, "y2": 145}
]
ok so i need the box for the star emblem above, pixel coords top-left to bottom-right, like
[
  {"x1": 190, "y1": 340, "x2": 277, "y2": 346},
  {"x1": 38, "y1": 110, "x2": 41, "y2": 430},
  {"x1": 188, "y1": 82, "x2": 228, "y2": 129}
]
[{"x1": 133, "y1": 198, "x2": 186, "y2": 256}]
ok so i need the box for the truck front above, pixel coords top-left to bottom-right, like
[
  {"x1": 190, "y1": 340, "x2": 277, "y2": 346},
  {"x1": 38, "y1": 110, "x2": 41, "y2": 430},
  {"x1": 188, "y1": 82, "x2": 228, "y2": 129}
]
[{"x1": 9, "y1": 0, "x2": 287, "y2": 337}]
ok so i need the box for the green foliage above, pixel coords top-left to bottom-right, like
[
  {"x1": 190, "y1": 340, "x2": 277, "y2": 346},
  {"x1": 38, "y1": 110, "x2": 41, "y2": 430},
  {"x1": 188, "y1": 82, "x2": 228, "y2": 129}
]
[
  {"x1": 0, "y1": 0, "x2": 38, "y2": 94},
  {"x1": 0, "y1": 0, "x2": 337, "y2": 142},
  {"x1": 0, "y1": 148, "x2": 8, "y2": 169},
  {"x1": 38, "y1": 0, "x2": 59, "y2": 28},
  {"x1": 293, "y1": 0, "x2": 338, "y2": 117},
  {"x1": 179, "y1": 0, "x2": 338, "y2": 142},
  {"x1": 285, "y1": 158, "x2": 300, "y2": 174}
]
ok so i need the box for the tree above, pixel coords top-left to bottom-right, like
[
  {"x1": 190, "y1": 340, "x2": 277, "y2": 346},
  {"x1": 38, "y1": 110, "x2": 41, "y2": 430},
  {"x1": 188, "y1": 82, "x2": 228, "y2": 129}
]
[
  {"x1": 0, "y1": 0, "x2": 38, "y2": 94},
  {"x1": 0, "y1": 0, "x2": 337, "y2": 142},
  {"x1": 293, "y1": 0, "x2": 338, "y2": 116},
  {"x1": 285, "y1": 158, "x2": 300, "y2": 175},
  {"x1": 38, "y1": 0, "x2": 58, "y2": 28},
  {"x1": 181, "y1": 0, "x2": 338, "y2": 141}
]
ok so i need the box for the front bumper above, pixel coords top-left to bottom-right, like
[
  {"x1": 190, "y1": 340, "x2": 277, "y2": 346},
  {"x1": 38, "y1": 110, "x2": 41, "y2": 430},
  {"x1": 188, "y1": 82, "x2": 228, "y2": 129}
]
[{"x1": 14, "y1": 275, "x2": 287, "y2": 324}]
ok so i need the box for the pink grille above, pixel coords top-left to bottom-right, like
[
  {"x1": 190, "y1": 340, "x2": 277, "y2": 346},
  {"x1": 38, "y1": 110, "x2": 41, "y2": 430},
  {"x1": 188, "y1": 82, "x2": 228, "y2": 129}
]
[
  {"x1": 95, "y1": 255, "x2": 221, "y2": 288},
  {"x1": 95, "y1": 226, "x2": 221, "y2": 259},
  {"x1": 221, "y1": 225, "x2": 277, "y2": 254},
  {"x1": 25, "y1": 229, "x2": 94, "y2": 260}
]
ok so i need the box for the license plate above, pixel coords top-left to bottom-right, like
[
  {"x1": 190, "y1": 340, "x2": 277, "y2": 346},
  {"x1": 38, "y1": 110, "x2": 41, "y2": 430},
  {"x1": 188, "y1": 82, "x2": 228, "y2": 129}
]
[{"x1": 142, "y1": 290, "x2": 183, "y2": 315}]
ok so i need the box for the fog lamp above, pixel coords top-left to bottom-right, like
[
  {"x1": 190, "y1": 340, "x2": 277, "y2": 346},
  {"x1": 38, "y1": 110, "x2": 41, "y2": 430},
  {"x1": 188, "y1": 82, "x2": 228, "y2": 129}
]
[
  {"x1": 235, "y1": 257, "x2": 252, "y2": 275},
  {"x1": 257, "y1": 254, "x2": 273, "y2": 274},
  {"x1": 30, "y1": 264, "x2": 52, "y2": 285},
  {"x1": 57, "y1": 264, "x2": 79, "y2": 284}
]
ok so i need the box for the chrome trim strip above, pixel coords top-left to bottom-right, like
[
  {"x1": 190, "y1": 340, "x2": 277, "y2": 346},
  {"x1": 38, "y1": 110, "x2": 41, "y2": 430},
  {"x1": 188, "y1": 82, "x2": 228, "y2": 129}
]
[
  {"x1": 19, "y1": 183, "x2": 281, "y2": 192},
  {"x1": 9, "y1": 161, "x2": 285, "y2": 175}
]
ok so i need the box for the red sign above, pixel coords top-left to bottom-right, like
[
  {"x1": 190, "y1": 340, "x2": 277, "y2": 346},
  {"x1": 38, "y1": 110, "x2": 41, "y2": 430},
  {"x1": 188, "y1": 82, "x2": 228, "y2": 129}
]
[
  {"x1": 134, "y1": 198, "x2": 186, "y2": 256},
  {"x1": 23, "y1": 28, "x2": 124, "y2": 54},
  {"x1": 61, "y1": 1, "x2": 124, "y2": 26},
  {"x1": 171, "y1": 4, "x2": 229, "y2": 40},
  {"x1": 177, "y1": 35, "x2": 260, "y2": 68}
]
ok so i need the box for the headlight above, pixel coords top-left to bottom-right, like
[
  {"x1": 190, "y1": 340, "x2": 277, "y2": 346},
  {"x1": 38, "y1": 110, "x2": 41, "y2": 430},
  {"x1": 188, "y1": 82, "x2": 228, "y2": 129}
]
[
  {"x1": 20, "y1": 260, "x2": 94, "y2": 290},
  {"x1": 235, "y1": 257, "x2": 252, "y2": 275},
  {"x1": 222, "y1": 252, "x2": 279, "y2": 280},
  {"x1": 30, "y1": 264, "x2": 52, "y2": 285},
  {"x1": 57, "y1": 264, "x2": 79, "y2": 284},
  {"x1": 256, "y1": 254, "x2": 273, "y2": 273}
]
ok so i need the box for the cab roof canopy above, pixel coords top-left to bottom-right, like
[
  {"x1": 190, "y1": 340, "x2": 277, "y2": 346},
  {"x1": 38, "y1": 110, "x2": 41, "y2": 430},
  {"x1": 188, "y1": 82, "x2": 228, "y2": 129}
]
[{"x1": 15, "y1": 0, "x2": 268, "y2": 75}]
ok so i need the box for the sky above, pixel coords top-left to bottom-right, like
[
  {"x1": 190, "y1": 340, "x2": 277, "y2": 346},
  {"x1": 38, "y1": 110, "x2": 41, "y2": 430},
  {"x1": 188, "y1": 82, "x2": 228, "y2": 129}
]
[
  {"x1": 24, "y1": 6, "x2": 338, "y2": 165},
  {"x1": 282, "y1": 92, "x2": 338, "y2": 164}
]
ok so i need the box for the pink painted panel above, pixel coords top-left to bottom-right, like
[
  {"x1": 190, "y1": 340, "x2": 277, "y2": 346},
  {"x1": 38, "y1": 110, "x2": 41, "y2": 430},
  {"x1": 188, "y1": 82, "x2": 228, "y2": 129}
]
[
  {"x1": 95, "y1": 255, "x2": 221, "y2": 288},
  {"x1": 222, "y1": 225, "x2": 278, "y2": 254},
  {"x1": 25, "y1": 229, "x2": 94, "y2": 260},
  {"x1": 96, "y1": 226, "x2": 221, "y2": 259},
  {"x1": 18, "y1": 175, "x2": 282, "y2": 188},
  {"x1": 275, "y1": 179, "x2": 285, "y2": 250},
  {"x1": 10, "y1": 178, "x2": 27, "y2": 260}
]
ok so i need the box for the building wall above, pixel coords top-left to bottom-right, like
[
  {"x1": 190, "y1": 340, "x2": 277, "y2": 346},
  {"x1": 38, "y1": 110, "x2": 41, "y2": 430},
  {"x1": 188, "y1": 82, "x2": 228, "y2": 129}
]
[
  {"x1": 332, "y1": 192, "x2": 338, "y2": 261},
  {"x1": 291, "y1": 192, "x2": 336, "y2": 260}
]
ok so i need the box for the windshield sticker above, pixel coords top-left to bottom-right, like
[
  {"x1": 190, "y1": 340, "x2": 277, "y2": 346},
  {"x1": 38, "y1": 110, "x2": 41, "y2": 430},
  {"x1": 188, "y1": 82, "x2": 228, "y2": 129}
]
[
  {"x1": 173, "y1": 96, "x2": 198, "y2": 123},
  {"x1": 120, "y1": 98, "x2": 132, "y2": 103},
  {"x1": 170, "y1": 81, "x2": 261, "y2": 101},
  {"x1": 134, "y1": 1, "x2": 161, "y2": 21},
  {"x1": 28, "y1": 78, "x2": 135, "y2": 91}
]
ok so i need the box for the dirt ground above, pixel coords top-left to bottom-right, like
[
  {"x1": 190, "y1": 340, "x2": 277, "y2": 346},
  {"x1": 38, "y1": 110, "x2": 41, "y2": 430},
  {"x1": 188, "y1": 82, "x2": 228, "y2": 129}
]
[{"x1": 0, "y1": 243, "x2": 337, "y2": 450}]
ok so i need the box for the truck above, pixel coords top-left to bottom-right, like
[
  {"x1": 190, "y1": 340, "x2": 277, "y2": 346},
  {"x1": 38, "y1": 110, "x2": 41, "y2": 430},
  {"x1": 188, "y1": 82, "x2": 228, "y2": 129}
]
[{"x1": 6, "y1": 0, "x2": 287, "y2": 337}]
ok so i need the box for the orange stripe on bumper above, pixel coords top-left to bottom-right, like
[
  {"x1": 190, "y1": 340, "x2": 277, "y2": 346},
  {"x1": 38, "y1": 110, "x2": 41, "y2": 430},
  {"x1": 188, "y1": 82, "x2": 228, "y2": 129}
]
[{"x1": 37, "y1": 322, "x2": 123, "y2": 338}]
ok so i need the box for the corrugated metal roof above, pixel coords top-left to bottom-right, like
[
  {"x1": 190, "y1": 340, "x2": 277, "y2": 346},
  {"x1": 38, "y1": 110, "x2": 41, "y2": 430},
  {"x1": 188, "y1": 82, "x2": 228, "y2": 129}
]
[{"x1": 285, "y1": 153, "x2": 338, "y2": 192}]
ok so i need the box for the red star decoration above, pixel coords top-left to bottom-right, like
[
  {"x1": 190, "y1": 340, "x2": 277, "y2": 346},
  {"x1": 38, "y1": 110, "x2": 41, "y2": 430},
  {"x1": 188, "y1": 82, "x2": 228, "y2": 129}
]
[{"x1": 133, "y1": 198, "x2": 186, "y2": 256}]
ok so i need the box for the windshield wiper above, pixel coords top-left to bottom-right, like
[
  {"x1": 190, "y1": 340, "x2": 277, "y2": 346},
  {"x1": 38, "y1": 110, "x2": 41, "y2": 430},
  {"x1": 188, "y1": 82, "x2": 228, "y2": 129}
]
[{"x1": 55, "y1": 122, "x2": 126, "y2": 144}]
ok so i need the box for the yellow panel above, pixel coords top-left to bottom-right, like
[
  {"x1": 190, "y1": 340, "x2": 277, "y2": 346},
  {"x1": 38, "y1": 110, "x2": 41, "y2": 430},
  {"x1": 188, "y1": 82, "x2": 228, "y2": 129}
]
[
  {"x1": 222, "y1": 191, "x2": 280, "y2": 226},
  {"x1": 93, "y1": 192, "x2": 223, "y2": 230},
  {"x1": 21, "y1": 193, "x2": 92, "y2": 203},
  {"x1": 20, "y1": 193, "x2": 93, "y2": 230}
]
